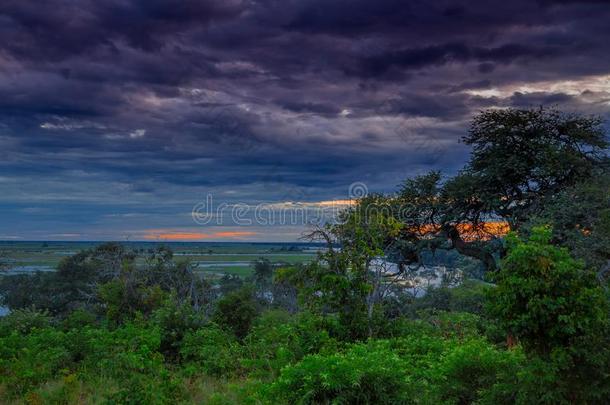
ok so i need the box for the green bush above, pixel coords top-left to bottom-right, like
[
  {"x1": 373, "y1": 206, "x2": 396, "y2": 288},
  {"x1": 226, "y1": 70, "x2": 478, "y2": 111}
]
[
  {"x1": 487, "y1": 227, "x2": 610, "y2": 401},
  {"x1": 418, "y1": 310, "x2": 485, "y2": 339},
  {"x1": 0, "y1": 307, "x2": 52, "y2": 336},
  {"x1": 98, "y1": 280, "x2": 168, "y2": 325},
  {"x1": 266, "y1": 341, "x2": 408, "y2": 404},
  {"x1": 151, "y1": 295, "x2": 205, "y2": 358},
  {"x1": 213, "y1": 286, "x2": 259, "y2": 340},
  {"x1": 180, "y1": 324, "x2": 241, "y2": 377},
  {"x1": 0, "y1": 327, "x2": 73, "y2": 395},
  {"x1": 266, "y1": 335, "x2": 525, "y2": 404},
  {"x1": 76, "y1": 323, "x2": 165, "y2": 379},
  {"x1": 61, "y1": 307, "x2": 97, "y2": 331},
  {"x1": 0, "y1": 321, "x2": 184, "y2": 401},
  {"x1": 448, "y1": 280, "x2": 492, "y2": 314},
  {"x1": 488, "y1": 227, "x2": 609, "y2": 355},
  {"x1": 515, "y1": 348, "x2": 610, "y2": 404},
  {"x1": 2, "y1": 228, "x2": 608, "y2": 404},
  {"x1": 425, "y1": 339, "x2": 524, "y2": 404},
  {"x1": 241, "y1": 310, "x2": 339, "y2": 377},
  {"x1": 105, "y1": 371, "x2": 184, "y2": 405}
]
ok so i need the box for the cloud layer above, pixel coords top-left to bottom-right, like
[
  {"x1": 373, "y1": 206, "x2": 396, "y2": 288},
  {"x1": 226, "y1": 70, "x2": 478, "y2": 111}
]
[{"x1": 1, "y1": 0, "x2": 609, "y2": 240}]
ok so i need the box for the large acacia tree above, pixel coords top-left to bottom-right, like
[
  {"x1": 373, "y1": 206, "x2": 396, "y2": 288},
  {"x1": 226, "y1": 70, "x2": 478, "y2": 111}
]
[{"x1": 346, "y1": 107, "x2": 608, "y2": 273}]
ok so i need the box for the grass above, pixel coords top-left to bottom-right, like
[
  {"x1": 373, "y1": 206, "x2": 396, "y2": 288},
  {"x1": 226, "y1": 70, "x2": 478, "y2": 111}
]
[
  {"x1": 0, "y1": 375, "x2": 254, "y2": 405},
  {"x1": 179, "y1": 254, "x2": 314, "y2": 262},
  {"x1": 194, "y1": 266, "x2": 254, "y2": 278},
  {"x1": 1, "y1": 242, "x2": 318, "y2": 278}
]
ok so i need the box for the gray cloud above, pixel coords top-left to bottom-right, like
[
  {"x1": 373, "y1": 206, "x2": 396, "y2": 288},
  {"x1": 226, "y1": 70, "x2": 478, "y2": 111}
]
[{"x1": 0, "y1": 0, "x2": 609, "y2": 240}]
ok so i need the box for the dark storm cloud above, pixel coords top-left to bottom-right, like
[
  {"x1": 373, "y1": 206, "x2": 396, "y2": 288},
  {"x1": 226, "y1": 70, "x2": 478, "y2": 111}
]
[
  {"x1": 509, "y1": 92, "x2": 575, "y2": 107},
  {"x1": 0, "y1": 0, "x2": 245, "y2": 59},
  {"x1": 1, "y1": 0, "x2": 609, "y2": 239},
  {"x1": 447, "y1": 80, "x2": 492, "y2": 93},
  {"x1": 276, "y1": 100, "x2": 341, "y2": 116},
  {"x1": 352, "y1": 43, "x2": 563, "y2": 78}
]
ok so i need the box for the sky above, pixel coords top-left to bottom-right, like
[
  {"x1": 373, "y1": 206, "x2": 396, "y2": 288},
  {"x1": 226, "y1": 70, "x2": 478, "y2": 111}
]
[{"x1": 1, "y1": 0, "x2": 610, "y2": 242}]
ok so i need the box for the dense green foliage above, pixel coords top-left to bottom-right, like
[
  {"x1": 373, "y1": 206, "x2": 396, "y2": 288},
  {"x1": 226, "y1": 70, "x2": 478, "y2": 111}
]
[
  {"x1": 488, "y1": 227, "x2": 610, "y2": 402},
  {"x1": 0, "y1": 306, "x2": 526, "y2": 404},
  {"x1": 489, "y1": 227, "x2": 609, "y2": 354},
  {"x1": 524, "y1": 169, "x2": 610, "y2": 270},
  {"x1": 2, "y1": 234, "x2": 608, "y2": 403},
  {"x1": 212, "y1": 286, "x2": 259, "y2": 340}
]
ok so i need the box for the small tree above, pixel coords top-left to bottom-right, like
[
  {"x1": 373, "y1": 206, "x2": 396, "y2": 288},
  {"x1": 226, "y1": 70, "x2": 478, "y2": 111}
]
[
  {"x1": 253, "y1": 258, "x2": 274, "y2": 285},
  {"x1": 488, "y1": 226, "x2": 610, "y2": 401},
  {"x1": 288, "y1": 205, "x2": 402, "y2": 340}
]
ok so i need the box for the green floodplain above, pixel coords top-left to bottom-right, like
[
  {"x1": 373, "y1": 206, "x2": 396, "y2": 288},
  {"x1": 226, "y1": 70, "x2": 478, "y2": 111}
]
[{"x1": 0, "y1": 241, "x2": 321, "y2": 278}]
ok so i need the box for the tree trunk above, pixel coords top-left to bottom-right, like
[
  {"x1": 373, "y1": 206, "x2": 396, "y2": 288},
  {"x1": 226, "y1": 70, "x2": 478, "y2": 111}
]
[{"x1": 444, "y1": 225, "x2": 499, "y2": 272}]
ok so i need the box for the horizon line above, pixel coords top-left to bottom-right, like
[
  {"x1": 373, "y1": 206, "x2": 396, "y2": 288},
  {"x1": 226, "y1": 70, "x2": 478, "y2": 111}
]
[{"x1": 0, "y1": 239, "x2": 323, "y2": 244}]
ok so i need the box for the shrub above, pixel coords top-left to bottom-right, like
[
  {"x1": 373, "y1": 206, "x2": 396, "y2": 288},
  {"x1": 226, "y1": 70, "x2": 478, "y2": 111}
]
[
  {"x1": 180, "y1": 324, "x2": 241, "y2": 377},
  {"x1": 267, "y1": 341, "x2": 408, "y2": 404},
  {"x1": 487, "y1": 227, "x2": 610, "y2": 401},
  {"x1": 447, "y1": 280, "x2": 492, "y2": 314},
  {"x1": 213, "y1": 286, "x2": 259, "y2": 340},
  {"x1": 0, "y1": 328, "x2": 73, "y2": 395},
  {"x1": 488, "y1": 227, "x2": 609, "y2": 355},
  {"x1": 0, "y1": 307, "x2": 51, "y2": 336},
  {"x1": 241, "y1": 310, "x2": 339, "y2": 377},
  {"x1": 151, "y1": 295, "x2": 205, "y2": 358},
  {"x1": 76, "y1": 323, "x2": 165, "y2": 379},
  {"x1": 105, "y1": 371, "x2": 184, "y2": 405},
  {"x1": 425, "y1": 339, "x2": 524, "y2": 404},
  {"x1": 403, "y1": 281, "x2": 492, "y2": 318},
  {"x1": 418, "y1": 310, "x2": 485, "y2": 339},
  {"x1": 266, "y1": 335, "x2": 525, "y2": 404},
  {"x1": 98, "y1": 280, "x2": 167, "y2": 325},
  {"x1": 61, "y1": 308, "x2": 97, "y2": 331}
]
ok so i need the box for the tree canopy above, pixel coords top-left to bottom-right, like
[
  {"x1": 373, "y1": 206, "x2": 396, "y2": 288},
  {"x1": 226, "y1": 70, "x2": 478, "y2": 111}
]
[{"x1": 338, "y1": 107, "x2": 608, "y2": 273}]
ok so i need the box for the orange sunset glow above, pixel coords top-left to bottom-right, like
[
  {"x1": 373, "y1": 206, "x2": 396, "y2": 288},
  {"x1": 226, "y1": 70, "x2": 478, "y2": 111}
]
[
  {"x1": 144, "y1": 231, "x2": 258, "y2": 241},
  {"x1": 416, "y1": 221, "x2": 510, "y2": 241}
]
